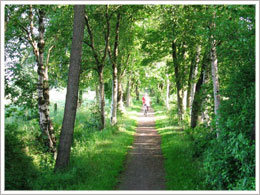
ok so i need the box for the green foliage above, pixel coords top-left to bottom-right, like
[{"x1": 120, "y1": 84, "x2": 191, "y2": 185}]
[
  {"x1": 5, "y1": 102, "x2": 138, "y2": 190},
  {"x1": 202, "y1": 63, "x2": 255, "y2": 190},
  {"x1": 185, "y1": 125, "x2": 214, "y2": 160},
  {"x1": 5, "y1": 123, "x2": 38, "y2": 190},
  {"x1": 4, "y1": 4, "x2": 256, "y2": 191},
  {"x1": 154, "y1": 104, "x2": 204, "y2": 190}
]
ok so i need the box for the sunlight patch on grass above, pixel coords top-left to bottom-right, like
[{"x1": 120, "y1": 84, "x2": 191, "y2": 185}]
[{"x1": 154, "y1": 105, "x2": 203, "y2": 190}]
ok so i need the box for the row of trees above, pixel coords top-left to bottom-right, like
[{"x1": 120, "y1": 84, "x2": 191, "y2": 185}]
[
  {"x1": 138, "y1": 5, "x2": 255, "y2": 189},
  {"x1": 140, "y1": 5, "x2": 255, "y2": 130},
  {"x1": 5, "y1": 4, "x2": 255, "y2": 187},
  {"x1": 5, "y1": 4, "x2": 147, "y2": 170}
]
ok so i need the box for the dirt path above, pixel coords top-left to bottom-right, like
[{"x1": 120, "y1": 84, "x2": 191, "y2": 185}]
[{"x1": 117, "y1": 108, "x2": 166, "y2": 190}]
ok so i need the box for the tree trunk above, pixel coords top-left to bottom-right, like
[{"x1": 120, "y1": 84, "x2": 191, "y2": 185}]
[
  {"x1": 190, "y1": 51, "x2": 200, "y2": 116},
  {"x1": 78, "y1": 90, "x2": 83, "y2": 108},
  {"x1": 166, "y1": 74, "x2": 170, "y2": 110},
  {"x1": 191, "y1": 52, "x2": 209, "y2": 128},
  {"x1": 95, "y1": 83, "x2": 100, "y2": 105},
  {"x1": 36, "y1": 8, "x2": 57, "y2": 157},
  {"x1": 187, "y1": 45, "x2": 201, "y2": 112},
  {"x1": 55, "y1": 5, "x2": 85, "y2": 171},
  {"x1": 110, "y1": 67, "x2": 118, "y2": 125},
  {"x1": 54, "y1": 103, "x2": 57, "y2": 114},
  {"x1": 126, "y1": 79, "x2": 131, "y2": 107},
  {"x1": 186, "y1": 60, "x2": 194, "y2": 110},
  {"x1": 136, "y1": 83, "x2": 140, "y2": 101},
  {"x1": 210, "y1": 14, "x2": 221, "y2": 137},
  {"x1": 84, "y1": 5, "x2": 109, "y2": 130},
  {"x1": 117, "y1": 81, "x2": 124, "y2": 111},
  {"x1": 98, "y1": 67, "x2": 106, "y2": 130},
  {"x1": 201, "y1": 66, "x2": 211, "y2": 126},
  {"x1": 109, "y1": 12, "x2": 120, "y2": 126},
  {"x1": 172, "y1": 40, "x2": 184, "y2": 120}
]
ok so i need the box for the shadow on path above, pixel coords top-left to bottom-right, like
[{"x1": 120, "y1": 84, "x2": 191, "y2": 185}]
[{"x1": 117, "y1": 108, "x2": 166, "y2": 190}]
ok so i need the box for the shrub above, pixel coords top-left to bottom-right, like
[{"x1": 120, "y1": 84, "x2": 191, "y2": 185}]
[{"x1": 5, "y1": 123, "x2": 38, "y2": 190}]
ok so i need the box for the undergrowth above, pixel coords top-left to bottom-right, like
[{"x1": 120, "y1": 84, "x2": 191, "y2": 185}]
[
  {"x1": 5, "y1": 101, "x2": 140, "y2": 190},
  {"x1": 153, "y1": 104, "x2": 205, "y2": 190}
]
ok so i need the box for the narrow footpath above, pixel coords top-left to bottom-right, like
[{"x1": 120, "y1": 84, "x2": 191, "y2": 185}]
[{"x1": 117, "y1": 108, "x2": 166, "y2": 190}]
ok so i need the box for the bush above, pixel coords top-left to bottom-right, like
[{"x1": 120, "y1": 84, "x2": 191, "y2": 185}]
[
  {"x1": 202, "y1": 63, "x2": 255, "y2": 190},
  {"x1": 5, "y1": 124, "x2": 38, "y2": 190}
]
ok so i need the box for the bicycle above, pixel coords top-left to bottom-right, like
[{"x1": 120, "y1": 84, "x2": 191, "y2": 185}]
[{"x1": 144, "y1": 104, "x2": 148, "y2": 116}]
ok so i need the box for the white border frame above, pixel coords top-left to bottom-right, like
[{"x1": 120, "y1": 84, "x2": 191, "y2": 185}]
[{"x1": 1, "y1": 1, "x2": 259, "y2": 195}]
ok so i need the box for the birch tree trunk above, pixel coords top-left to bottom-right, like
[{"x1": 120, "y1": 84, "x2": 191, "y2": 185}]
[
  {"x1": 55, "y1": 5, "x2": 85, "y2": 170},
  {"x1": 17, "y1": 5, "x2": 56, "y2": 155},
  {"x1": 35, "y1": 8, "x2": 57, "y2": 156}
]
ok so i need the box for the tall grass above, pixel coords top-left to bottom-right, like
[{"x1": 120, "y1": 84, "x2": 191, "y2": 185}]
[
  {"x1": 5, "y1": 100, "x2": 141, "y2": 190},
  {"x1": 153, "y1": 104, "x2": 204, "y2": 190}
]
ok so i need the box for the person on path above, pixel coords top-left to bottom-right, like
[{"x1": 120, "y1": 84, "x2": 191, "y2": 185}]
[{"x1": 142, "y1": 93, "x2": 151, "y2": 111}]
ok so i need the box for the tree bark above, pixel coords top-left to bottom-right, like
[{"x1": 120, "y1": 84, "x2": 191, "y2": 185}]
[
  {"x1": 55, "y1": 5, "x2": 85, "y2": 171},
  {"x1": 98, "y1": 67, "x2": 105, "y2": 130},
  {"x1": 191, "y1": 52, "x2": 209, "y2": 128},
  {"x1": 135, "y1": 83, "x2": 140, "y2": 101},
  {"x1": 172, "y1": 40, "x2": 184, "y2": 120},
  {"x1": 117, "y1": 54, "x2": 129, "y2": 112},
  {"x1": 201, "y1": 66, "x2": 211, "y2": 126},
  {"x1": 117, "y1": 81, "x2": 124, "y2": 111},
  {"x1": 186, "y1": 45, "x2": 201, "y2": 111},
  {"x1": 84, "y1": 5, "x2": 110, "y2": 130},
  {"x1": 95, "y1": 83, "x2": 100, "y2": 105},
  {"x1": 78, "y1": 90, "x2": 83, "y2": 108},
  {"x1": 35, "y1": 7, "x2": 57, "y2": 156},
  {"x1": 19, "y1": 5, "x2": 56, "y2": 155},
  {"x1": 210, "y1": 13, "x2": 221, "y2": 137},
  {"x1": 109, "y1": 12, "x2": 120, "y2": 125},
  {"x1": 126, "y1": 79, "x2": 131, "y2": 107},
  {"x1": 190, "y1": 48, "x2": 200, "y2": 115},
  {"x1": 166, "y1": 74, "x2": 170, "y2": 110}
]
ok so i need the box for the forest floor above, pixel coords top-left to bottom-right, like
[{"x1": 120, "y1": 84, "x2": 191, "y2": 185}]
[{"x1": 117, "y1": 108, "x2": 166, "y2": 190}]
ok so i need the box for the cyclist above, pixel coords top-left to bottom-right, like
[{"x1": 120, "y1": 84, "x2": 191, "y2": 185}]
[{"x1": 142, "y1": 93, "x2": 151, "y2": 116}]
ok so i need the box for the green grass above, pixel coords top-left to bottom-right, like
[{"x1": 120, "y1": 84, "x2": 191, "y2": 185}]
[
  {"x1": 5, "y1": 102, "x2": 141, "y2": 190},
  {"x1": 153, "y1": 104, "x2": 204, "y2": 190}
]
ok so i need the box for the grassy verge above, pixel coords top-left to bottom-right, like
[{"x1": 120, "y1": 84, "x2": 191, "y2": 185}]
[
  {"x1": 153, "y1": 104, "x2": 204, "y2": 190},
  {"x1": 5, "y1": 103, "x2": 141, "y2": 190}
]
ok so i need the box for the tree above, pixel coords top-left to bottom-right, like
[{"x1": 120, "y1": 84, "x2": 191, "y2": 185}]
[
  {"x1": 190, "y1": 49, "x2": 210, "y2": 128},
  {"x1": 108, "y1": 11, "x2": 121, "y2": 125},
  {"x1": 55, "y1": 5, "x2": 85, "y2": 171},
  {"x1": 84, "y1": 5, "x2": 110, "y2": 130},
  {"x1": 5, "y1": 5, "x2": 57, "y2": 155},
  {"x1": 209, "y1": 9, "x2": 221, "y2": 137}
]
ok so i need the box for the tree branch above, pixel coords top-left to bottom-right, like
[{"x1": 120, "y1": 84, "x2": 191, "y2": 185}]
[
  {"x1": 101, "y1": 5, "x2": 110, "y2": 65},
  {"x1": 83, "y1": 40, "x2": 91, "y2": 47},
  {"x1": 46, "y1": 45, "x2": 55, "y2": 66},
  {"x1": 113, "y1": 12, "x2": 120, "y2": 61},
  {"x1": 84, "y1": 13, "x2": 100, "y2": 66}
]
